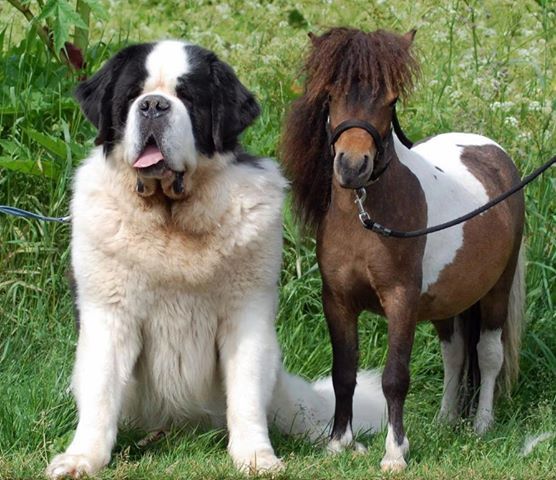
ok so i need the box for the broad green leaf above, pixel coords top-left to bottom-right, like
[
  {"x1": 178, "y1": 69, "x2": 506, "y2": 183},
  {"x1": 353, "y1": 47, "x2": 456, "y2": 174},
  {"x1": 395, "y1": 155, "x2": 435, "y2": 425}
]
[
  {"x1": 53, "y1": 1, "x2": 88, "y2": 53},
  {"x1": 25, "y1": 129, "x2": 67, "y2": 159},
  {"x1": 0, "y1": 156, "x2": 59, "y2": 179},
  {"x1": 35, "y1": 0, "x2": 59, "y2": 22},
  {"x1": 81, "y1": 0, "x2": 109, "y2": 20},
  {"x1": 0, "y1": 140, "x2": 20, "y2": 156},
  {"x1": 36, "y1": 0, "x2": 88, "y2": 54}
]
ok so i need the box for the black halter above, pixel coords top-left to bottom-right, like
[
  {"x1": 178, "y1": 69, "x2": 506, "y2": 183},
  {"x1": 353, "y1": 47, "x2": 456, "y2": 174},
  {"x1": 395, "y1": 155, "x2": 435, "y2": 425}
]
[{"x1": 326, "y1": 106, "x2": 412, "y2": 183}]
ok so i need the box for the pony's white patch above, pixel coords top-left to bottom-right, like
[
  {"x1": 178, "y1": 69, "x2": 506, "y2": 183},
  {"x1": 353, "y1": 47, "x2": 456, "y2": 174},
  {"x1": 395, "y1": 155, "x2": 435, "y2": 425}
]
[
  {"x1": 380, "y1": 423, "x2": 409, "y2": 472},
  {"x1": 521, "y1": 432, "x2": 555, "y2": 456},
  {"x1": 144, "y1": 40, "x2": 191, "y2": 93},
  {"x1": 475, "y1": 328, "x2": 503, "y2": 434},
  {"x1": 438, "y1": 317, "x2": 464, "y2": 423},
  {"x1": 395, "y1": 133, "x2": 499, "y2": 292}
]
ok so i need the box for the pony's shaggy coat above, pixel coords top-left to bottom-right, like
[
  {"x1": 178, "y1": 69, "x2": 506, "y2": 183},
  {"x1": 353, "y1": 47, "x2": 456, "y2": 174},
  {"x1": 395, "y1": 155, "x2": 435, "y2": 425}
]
[{"x1": 281, "y1": 28, "x2": 525, "y2": 472}]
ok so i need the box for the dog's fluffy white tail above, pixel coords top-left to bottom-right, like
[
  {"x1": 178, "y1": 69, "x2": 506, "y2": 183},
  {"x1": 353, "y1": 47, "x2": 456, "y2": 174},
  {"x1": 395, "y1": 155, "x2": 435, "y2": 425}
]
[{"x1": 270, "y1": 369, "x2": 386, "y2": 441}]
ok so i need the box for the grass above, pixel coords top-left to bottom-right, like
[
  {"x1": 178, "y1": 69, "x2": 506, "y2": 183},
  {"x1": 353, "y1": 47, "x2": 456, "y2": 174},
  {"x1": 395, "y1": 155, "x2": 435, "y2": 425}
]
[{"x1": 0, "y1": 0, "x2": 555, "y2": 478}]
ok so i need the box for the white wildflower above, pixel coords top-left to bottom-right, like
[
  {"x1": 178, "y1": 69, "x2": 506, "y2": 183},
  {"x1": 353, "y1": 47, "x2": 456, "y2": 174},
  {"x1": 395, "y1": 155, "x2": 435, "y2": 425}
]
[{"x1": 504, "y1": 116, "x2": 519, "y2": 127}]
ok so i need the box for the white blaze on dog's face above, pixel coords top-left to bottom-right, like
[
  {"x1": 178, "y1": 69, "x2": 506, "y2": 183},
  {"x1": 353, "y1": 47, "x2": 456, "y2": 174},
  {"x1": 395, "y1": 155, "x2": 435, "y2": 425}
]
[
  {"x1": 74, "y1": 40, "x2": 260, "y2": 194},
  {"x1": 123, "y1": 41, "x2": 196, "y2": 176}
]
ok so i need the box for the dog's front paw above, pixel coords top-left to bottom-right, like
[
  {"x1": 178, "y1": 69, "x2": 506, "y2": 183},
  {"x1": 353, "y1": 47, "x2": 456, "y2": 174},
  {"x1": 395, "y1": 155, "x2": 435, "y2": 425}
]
[
  {"x1": 46, "y1": 452, "x2": 106, "y2": 479},
  {"x1": 232, "y1": 448, "x2": 284, "y2": 475}
]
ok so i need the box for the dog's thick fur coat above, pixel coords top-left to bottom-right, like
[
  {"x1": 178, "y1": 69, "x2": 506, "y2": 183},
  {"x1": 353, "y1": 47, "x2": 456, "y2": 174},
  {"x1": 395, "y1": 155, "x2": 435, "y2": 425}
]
[{"x1": 46, "y1": 40, "x2": 385, "y2": 478}]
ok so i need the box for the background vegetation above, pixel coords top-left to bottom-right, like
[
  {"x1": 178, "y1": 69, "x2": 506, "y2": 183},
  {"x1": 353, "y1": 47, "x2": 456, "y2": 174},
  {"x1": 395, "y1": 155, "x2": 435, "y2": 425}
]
[{"x1": 0, "y1": 0, "x2": 554, "y2": 478}]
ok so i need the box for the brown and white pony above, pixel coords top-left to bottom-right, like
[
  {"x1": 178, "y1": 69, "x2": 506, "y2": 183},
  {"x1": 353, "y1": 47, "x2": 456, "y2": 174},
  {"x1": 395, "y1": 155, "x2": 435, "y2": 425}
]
[{"x1": 281, "y1": 28, "x2": 525, "y2": 471}]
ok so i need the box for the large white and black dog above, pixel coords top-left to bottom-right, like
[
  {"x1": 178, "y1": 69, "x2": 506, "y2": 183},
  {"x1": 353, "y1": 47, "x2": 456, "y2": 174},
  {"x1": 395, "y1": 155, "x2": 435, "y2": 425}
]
[{"x1": 46, "y1": 40, "x2": 385, "y2": 478}]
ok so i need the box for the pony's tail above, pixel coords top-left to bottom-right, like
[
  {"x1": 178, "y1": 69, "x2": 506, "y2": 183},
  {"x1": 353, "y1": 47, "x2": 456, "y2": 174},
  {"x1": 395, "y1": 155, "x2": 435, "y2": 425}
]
[
  {"x1": 499, "y1": 241, "x2": 526, "y2": 395},
  {"x1": 270, "y1": 369, "x2": 386, "y2": 442}
]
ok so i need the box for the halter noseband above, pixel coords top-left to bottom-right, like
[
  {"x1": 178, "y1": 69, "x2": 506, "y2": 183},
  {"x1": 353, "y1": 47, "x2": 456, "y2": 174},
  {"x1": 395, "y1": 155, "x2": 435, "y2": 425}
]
[{"x1": 326, "y1": 115, "x2": 392, "y2": 183}]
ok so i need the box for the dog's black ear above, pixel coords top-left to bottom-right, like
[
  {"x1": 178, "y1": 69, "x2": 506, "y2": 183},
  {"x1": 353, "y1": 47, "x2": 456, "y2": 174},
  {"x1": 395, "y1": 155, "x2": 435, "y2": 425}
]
[
  {"x1": 75, "y1": 54, "x2": 125, "y2": 146},
  {"x1": 210, "y1": 59, "x2": 260, "y2": 153}
]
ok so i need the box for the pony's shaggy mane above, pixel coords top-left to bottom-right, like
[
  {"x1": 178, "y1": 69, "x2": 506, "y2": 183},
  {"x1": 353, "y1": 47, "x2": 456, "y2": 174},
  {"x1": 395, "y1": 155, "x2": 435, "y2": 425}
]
[{"x1": 281, "y1": 28, "x2": 419, "y2": 230}]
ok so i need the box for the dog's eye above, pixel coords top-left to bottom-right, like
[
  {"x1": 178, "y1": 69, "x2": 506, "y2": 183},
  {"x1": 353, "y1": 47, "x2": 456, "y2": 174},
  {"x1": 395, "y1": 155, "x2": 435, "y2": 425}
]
[{"x1": 176, "y1": 87, "x2": 193, "y2": 106}]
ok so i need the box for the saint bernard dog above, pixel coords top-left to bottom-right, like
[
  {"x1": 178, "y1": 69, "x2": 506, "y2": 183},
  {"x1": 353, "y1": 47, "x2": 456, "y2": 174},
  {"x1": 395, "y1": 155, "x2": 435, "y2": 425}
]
[{"x1": 46, "y1": 40, "x2": 386, "y2": 478}]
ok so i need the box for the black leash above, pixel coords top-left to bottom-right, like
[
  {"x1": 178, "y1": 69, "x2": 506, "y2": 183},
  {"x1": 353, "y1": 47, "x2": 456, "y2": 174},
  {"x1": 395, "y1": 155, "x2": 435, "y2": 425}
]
[
  {"x1": 392, "y1": 108, "x2": 413, "y2": 149},
  {"x1": 0, "y1": 205, "x2": 71, "y2": 224},
  {"x1": 326, "y1": 106, "x2": 554, "y2": 239},
  {"x1": 354, "y1": 155, "x2": 555, "y2": 238}
]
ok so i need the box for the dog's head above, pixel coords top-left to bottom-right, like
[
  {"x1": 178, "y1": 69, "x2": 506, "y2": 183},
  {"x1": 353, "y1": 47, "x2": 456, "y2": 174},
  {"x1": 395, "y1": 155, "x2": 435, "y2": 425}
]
[{"x1": 75, "y1": 40, "x2": 260, "y2": 197}]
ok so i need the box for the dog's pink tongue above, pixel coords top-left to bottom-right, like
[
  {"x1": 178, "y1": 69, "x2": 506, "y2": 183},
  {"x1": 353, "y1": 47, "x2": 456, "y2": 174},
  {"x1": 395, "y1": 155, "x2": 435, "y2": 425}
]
[{"x1": 134, "y1": 145, "x2": 164, "y2": 168}]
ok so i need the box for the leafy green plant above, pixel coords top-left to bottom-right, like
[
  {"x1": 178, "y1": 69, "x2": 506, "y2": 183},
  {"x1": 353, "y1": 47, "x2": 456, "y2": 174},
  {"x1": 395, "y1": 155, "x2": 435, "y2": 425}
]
[{"x1": 6, "y1": 0, "x2": 107, "y2": 68}]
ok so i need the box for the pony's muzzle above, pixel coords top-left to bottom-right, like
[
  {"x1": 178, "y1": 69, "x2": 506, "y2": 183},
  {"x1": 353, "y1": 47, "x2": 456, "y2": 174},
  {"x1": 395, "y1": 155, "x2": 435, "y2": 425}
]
[{"x1": 334, "y1": 151, "x2": 375, "y2": 188}]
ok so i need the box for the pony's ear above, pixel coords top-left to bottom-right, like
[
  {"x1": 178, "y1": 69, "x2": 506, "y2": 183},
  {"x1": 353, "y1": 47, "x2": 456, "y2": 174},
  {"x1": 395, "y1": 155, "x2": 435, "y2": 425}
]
[
  {"x1": 402, "y1": 29, "x2": 417, "y2": 46},
  {"x1": 308, "y1": 32, "x2": 319, "y2": 45},
  {"x1": 74, "y1": 54, "x2": 125, "y2": 145},
  {"x1": 210, "y1": 59, "x2": 260, "y2": 152}
]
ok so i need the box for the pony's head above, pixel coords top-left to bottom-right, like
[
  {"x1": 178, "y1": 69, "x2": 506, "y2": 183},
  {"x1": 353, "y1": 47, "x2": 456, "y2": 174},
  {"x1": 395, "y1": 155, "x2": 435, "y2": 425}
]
[{"x1": 282, "y1": 28, "x2": 419, "y2": 228}]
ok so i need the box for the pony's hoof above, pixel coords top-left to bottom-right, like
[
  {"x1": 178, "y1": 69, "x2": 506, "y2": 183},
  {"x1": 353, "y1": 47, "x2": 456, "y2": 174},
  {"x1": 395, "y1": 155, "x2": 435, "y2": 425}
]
[
  {"x1": 380, "y1": 456, "x2": 408, "y2": 472},
  {"x1": 326, "y1": 439, "x2": 367, "y2": 455},
  {"x1": 474, "y1": 412, "x2": 494, "y2": 435},
  {"x1": 233, "y1": 448, "x2": 284, "y2": 476},
  {"x1": 437, "y1": 408, "x2": 459, "y2": 425}
]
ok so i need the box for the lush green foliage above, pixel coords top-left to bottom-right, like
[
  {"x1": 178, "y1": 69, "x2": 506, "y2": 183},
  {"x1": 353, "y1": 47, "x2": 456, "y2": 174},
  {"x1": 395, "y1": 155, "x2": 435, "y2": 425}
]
[
  {"x1": 0, "y1": 1, "x2": 554, "y2": 478},
  {"x1": 5, "y1": 0, "x2": 107, "y2": 65}
]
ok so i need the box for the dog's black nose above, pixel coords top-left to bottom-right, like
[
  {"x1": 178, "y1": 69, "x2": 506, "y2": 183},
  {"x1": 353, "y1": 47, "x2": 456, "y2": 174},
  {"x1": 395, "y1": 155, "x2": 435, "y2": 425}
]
[{"x1": 139, "y1": 95, "x2": 171, "y2": 119}]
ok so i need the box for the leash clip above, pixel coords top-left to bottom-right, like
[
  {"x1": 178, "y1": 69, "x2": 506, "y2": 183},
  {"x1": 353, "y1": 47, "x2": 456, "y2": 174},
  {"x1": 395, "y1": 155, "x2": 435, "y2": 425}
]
[{"x1": 354, "y1": 188, "x2": 370, "y2": 225}]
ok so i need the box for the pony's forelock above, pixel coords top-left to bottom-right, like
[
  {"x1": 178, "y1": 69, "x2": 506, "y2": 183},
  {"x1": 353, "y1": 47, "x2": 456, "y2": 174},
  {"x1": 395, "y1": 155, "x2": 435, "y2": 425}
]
[{"x1": 281, "y1": 28, "x2": 419, "y2": 229}]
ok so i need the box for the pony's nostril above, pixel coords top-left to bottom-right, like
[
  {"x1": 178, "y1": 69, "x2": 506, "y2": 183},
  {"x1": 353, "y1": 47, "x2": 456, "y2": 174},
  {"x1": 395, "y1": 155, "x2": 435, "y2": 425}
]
[{"x1": 358, "y1": 155, "x2": 369, "y2": 174}]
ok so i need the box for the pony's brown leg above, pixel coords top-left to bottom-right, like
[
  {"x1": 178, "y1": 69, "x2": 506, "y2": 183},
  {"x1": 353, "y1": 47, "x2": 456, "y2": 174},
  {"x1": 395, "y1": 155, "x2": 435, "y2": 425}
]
[
  {"x1": 322, "y1": 287, "x2": 362, "y2": 453},
  {"x1": 380, "y1": 289, "x2": 419, "y2": 472},
  {"x1": 433, "y1": 317, "x2": 464, "y2": 423}
]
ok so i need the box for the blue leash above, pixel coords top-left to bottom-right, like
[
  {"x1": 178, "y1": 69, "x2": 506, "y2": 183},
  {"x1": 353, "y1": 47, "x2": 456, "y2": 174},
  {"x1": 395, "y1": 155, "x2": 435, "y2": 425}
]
[{"x1": 0, "y1": 205, "x2": 71, "y2": 224}]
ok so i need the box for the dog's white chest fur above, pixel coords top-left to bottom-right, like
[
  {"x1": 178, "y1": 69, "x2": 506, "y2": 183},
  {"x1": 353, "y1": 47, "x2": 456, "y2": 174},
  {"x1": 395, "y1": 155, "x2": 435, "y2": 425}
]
[
  {"x1": 70, "y1": 148, "x2": 286, "y2": 429},
  {"x1": 127, "y1": 290, "x2": 223, "y2": 429}
]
